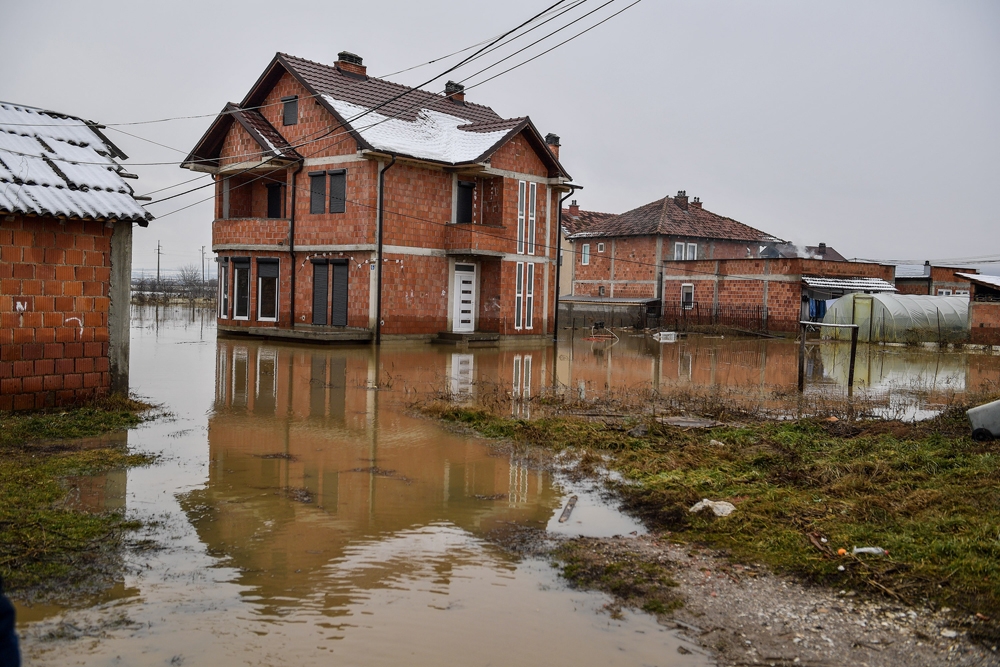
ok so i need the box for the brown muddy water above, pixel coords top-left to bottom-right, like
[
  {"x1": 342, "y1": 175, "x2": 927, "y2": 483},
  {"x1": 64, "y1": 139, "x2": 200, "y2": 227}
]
[{"x1": 15, "y1": 309, "x2": 998, "y2": 666}]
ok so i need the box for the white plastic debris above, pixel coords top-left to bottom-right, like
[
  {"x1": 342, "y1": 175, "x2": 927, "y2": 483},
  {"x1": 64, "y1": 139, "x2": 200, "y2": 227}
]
[
  {"x1": 940, "y1": 629, "x2": 958, "y2": 639},
  {"x1": 689, "y1": 499, "x2": 736, "y2": 517},
  {"x1": 852, "y1": 546, "x2": 886, "y2": 556},
  {"x1": 709, "y1": 439, "x2": 726, "y2": 447}
]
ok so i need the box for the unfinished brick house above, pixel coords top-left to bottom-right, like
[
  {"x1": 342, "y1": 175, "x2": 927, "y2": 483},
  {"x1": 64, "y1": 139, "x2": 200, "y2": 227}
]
[
  {"x1": 661, "y1": 257, "x2": 898, "y2": 333},
  {"x1": 894, "y1": 262, "x2": 976, "y2": 297},
  {"x1": 0, "y1": 101, "x2": 151, "y2": 410},
  {"x1": 566, "y1": 190, "x2": 783, "y2": 301},
  {"x1": 956, "y1": 273, "x2": 1000, "y2": 346},
  {"x1": 558, "y1": 199, "x2": 615, "y2": 296},
  {"x1": 182, "y1": 52, "x2": 571, "y2": 344}
]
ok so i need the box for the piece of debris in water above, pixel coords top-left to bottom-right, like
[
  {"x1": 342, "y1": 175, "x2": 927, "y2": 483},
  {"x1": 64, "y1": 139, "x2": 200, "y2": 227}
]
[
  {"x1": 474, "y1": 493, "x2": 507, "y2": 500},
  {"x1": 689, "y1": 499, "x2": 736, "y2": 517},
  {"x1": 558, "y1": 495, "x2": 579, "y2": 523}
]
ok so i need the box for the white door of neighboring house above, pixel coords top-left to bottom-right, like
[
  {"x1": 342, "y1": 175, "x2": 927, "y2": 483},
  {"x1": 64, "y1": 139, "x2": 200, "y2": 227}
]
[{"x1": 453, "y1": 264, "x2": 476, "y2": 333}]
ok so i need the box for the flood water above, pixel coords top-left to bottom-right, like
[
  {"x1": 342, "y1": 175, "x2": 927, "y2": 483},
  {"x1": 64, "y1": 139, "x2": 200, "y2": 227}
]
[{"x1": 15, "y1": 309, "x2": 998, "y2": 666}]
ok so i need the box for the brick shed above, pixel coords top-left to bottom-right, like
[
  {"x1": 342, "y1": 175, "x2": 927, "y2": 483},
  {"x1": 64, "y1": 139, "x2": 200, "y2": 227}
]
[
  {"x1": 182, "y1": 52, "x2": 572, "y2": 344},
  {"x1": 957, "y1": 273, "x2": 1000, "y2": 346},
  {"x1": 0, "y1": 102, "x2": 151, "y2": 410}
]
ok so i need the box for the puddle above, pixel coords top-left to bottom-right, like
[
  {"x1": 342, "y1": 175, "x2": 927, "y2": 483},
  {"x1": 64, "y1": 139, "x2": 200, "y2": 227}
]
[{"x1": 16, "y1": 307, "x2": 706, "y2": 666}]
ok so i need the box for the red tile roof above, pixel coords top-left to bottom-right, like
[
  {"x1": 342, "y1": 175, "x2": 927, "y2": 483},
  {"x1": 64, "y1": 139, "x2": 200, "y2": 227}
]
[
  {"x1": 561, "y1": 208, "x2": 616, "y2": 236},
  {"x1": 568, "y1": 194, "x2": 782, "y2": 243}
]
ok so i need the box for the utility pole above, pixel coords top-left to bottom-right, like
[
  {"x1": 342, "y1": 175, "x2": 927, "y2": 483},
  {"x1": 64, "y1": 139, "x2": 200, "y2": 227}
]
[
  {"x1": 156, "y1": 241, "x2": 162, "y2": 283},
  {"x1": 201, "y1": 245, "x2": 206, "y2": 297}
]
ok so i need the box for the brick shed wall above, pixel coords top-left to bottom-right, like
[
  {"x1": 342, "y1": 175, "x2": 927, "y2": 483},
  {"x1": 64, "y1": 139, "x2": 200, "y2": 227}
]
[
  {"x1": 1, "y1": 215, "x2": 115, "y2": 410},
  {"x1": 970, "y1": 302, "x2": 1000, "y2": 345}
]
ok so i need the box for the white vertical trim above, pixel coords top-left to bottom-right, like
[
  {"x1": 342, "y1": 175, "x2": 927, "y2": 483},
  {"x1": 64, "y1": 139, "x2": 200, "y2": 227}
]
[
  {"x1": 674, "y1": 242, "x2": 685, "y2": 260},
  {"x1": 687, "y1": 242, "x2": 698, "y2": 260},
  {"x1": 527, "y1": 182, "x2": 536, "y2": 255},
  {"x1": 525, "y1": 263, "x2": 534, "y2": 329},
  {"x1": 514, "y1": 262, "x2": 524, "y2": 330},
  {"x1": 581, "y1": 243, "x2": 590, "y2": 265},
  {"x1": 516, "y1": 181, "x2": 526, "y2": 255}
]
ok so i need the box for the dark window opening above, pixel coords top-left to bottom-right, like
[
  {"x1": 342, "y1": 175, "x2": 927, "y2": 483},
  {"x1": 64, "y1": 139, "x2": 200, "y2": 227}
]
[
  {"x1": 257, "y1": 260, "x2": 279, "y2": 320},
  {"x1": 309, "y1": 173, "x2": 326, "y2": 214},
  {"x1": 218, "y1": 258, "x2": 230, "y2": 318},
  {"x1": 266, "y1": 184, "x2": 284, "y2": 219},
  {"x1": 233, "y1": 259, "x2": 251, "y2": 319},
  {"x1": 282, "y1": 96, "x2": 298, "y2": 126},
  {"x1": 457, "y1": 180, "x2": 475, "y2": 223},
  {"x1": 329, "y1": 170, "x2": 346, "y2": 214}
]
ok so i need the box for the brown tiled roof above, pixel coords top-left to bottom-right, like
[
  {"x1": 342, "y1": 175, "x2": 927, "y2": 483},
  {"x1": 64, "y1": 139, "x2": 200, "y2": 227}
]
[
  {"x1": 277, "y1": 53, "x2": 504, "y2": 126},
  {"x1": 568, "y1": 195, "x2": 782, "y2": 243},
  {"x1": 561, "y1": 208, "x2": 616, "y2": 235}
]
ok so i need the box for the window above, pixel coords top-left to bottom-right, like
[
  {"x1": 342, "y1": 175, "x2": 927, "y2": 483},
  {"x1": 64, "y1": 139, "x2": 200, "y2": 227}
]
[
  {"x1": 524, "y1": 263, "x2": 534, "y2": 329},
  {"x1": 282, "y1": 96, "x2": 298, "y2": 126},
  {"x1": 266, "y1": 184, "x2": 283, "y2": 219},
  {"x1": 233, "y1": 259, "x2": 250, "y2": 319},
  {"x1": 527, "y1": 182, "x2": 536, "y2": 255},
  {"x1": 674, "y1": 242, "x2": 685, "y2": 260},
  {"x1": 456, "y1": 180, "x2": 474, "y2": 223},
  {"x1": 515, "y1": 262, "x2": 524, "y2": 329},
  {"x1": 257, "y1": 259, "x2": 279, "y2": 321},
  {"x1": 598, "y1": 285, "x2": 606, "y2": 296},
  {"x1": 937, "y1": 289, "x2": 953, "y2": 296},
  {"x1": 516, "y1": 181, "x2": 526, "y2": 254},
  {"x1": 956, "y1": 290, "x2": 970, "y2": 296},
  {"x1": 687, "y1": 243, "x2": 698, "y2": 260},
  {"x1": 218, "y1": 258, "x2": 229, "y2": 318},
  {"x1": 328, "y1": 170, "x2": 346, "y2": 214},
  {"x1": 222, "y1": 177, "x2": 231, "y2": 219},
  {"x1": 581, "y1": 243, "x2": 590, "y2": 265},
  {"x1": 311, "y1": 261, "x2": 328, "y2": 325},
  {"x1": 681, "y1": 283, "x2": 694, "y2": 310},
  {"x1": 309, "y1": 172, "x2": 325, "y2": 214},
  {"x1": 597, "y1": 242, "x2": 605, "y2": 253}
]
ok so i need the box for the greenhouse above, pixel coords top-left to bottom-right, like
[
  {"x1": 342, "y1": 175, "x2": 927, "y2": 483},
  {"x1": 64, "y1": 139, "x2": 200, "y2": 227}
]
[{"x1": 821, "y1": 293, "x2": 969, "y2": 343}]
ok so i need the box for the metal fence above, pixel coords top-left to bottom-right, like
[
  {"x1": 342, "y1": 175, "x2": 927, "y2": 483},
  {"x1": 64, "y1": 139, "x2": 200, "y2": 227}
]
[{"x1": 656, "y1": 302, "x2": 769, "y2": 332}]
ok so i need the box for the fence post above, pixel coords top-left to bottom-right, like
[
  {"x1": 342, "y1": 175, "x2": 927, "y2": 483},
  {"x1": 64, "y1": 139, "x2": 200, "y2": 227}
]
[
  {"x1": 848, "y1": 326, "x2": 859, "y2": 398},
  {"x1": 798, "y1": 321, "x2": 806, "y2": 392}
]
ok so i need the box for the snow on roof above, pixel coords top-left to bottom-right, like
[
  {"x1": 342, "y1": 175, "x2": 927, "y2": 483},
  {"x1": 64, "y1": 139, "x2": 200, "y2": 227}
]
[
  {"x1": 802, "y1": 276, "x2": 897, "y2": 292},
  {"x1": 0, "y1": 102, "x2": 151, "y2": 224},
  {"x1": 956, "y1": 272, "x2": 1000, "y2": 290},
  {"x1": 323, "y1": 95, "x2": 518, "y2": 164}
]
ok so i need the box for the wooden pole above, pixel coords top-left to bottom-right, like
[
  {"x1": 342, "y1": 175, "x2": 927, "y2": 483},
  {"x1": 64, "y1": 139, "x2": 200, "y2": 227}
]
[
  {"x1": 848, "y1": 326, "x2": 859, "y2": 398},
  {"x1": 798, "y1": 322, "x2": 806, "y2": 392}
]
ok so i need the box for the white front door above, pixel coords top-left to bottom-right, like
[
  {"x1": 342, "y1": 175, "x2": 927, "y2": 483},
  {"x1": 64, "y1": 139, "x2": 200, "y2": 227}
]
[{"x1": 453, "y1": 264, "x2": 476, "y2": 333}]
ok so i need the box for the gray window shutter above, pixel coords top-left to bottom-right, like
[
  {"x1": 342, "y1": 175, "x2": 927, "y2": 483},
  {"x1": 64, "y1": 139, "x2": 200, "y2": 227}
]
[
  {"x1": 257, "y1": 259, "x2": 279, "y2": 278},
  {"x1": 309, "y1": 173, "x2": 326, "y2": 214},
  {"x1": 329, "y1": 170, "x2": 346, "y2": 214},
  {"x1": 282, "y1": 96, "x2": 298, "y2": 126},
  {"x1": 312, "y1": 262, "x2": 328, "y2": 325},
  {"x1": 457, "y1": 181, "x2": 474, "y2": 223},
  {"x1": 331, "y1": 260, "x2": 349, "y2": 326}
]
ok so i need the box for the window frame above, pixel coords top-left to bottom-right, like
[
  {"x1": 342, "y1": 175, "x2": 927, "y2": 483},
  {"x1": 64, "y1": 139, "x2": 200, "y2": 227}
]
[
  {"x1": 281, "y1": 95, "x2": 298, "y2": 126},
  {"x1": 674, "y1": 242, "x2": 685, "y2": 260},
  {"x1": 516, "y1": 181, "x2": 526, "y2": 254},
  {"x1": 581, "y1": 243, "x2": 590, "y2": 266},
  {"x1": 527, "y1": 182, "x2": 536, "y2": 255},
  {"x1": 328, "y1": 169, "x2": 346, "y2": 214},
  {"x1": 681, "y1": 283, "x2": 695, "y2": 310},
  {"x1": 597, "y1": 242, "x2": 605, "y2": 253},
  {"x1": 937, "y1": 288, "x2": 953, "y2": 296},
  {"x1": 309, "y1": 172, "x2": 326, "y2": 214},
  {"x1": 233, "y1": 259, "x2": 251, "y2": 320},
  {"x1": 218, "y1": 258, "x2": 230, "y2": 319},
  {"x1": 687, "y1": 243, "x2": 698, "y2": 260},
  {"x1": 256, "y1": 259, "x2": 279, "y2": 322},
  {"x1": 514, "y1": 262, "x2": 524, "y2": 330},
  {"x1": 524, "y1": 263, "x2": 534, "y2": 329}
]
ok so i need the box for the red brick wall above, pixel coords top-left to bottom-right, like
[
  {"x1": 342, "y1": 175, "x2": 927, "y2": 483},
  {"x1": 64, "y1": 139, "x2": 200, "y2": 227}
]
[
  {"x1": 1, "y1": 215, "x2": 113, "y2": 410},
  {"x1": 970, "y1": 302, "x2": 1000, "y2": 345}
]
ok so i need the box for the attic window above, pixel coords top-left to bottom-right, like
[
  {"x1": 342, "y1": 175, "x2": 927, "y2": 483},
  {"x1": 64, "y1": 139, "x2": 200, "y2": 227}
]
[
  {"x1": 597, "y1": 243, "x2": 605, "y2": 253},
  {"x1": 282, "y1": 96, "x2": 298, "y2": 126}
]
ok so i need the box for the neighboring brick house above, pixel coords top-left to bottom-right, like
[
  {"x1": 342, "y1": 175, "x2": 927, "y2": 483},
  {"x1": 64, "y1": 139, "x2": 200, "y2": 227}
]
[
  {"x1": 567, "y1": 190, "x2": 782, "y2": 300},
  {"x1": 956, "y1": 272, "x2": 1000, "y2": 346},
  {"x1": 661, "y1": 258, "x2": 898, "y2": 333},
  {"x1": 182, "y1": 52, "x2": 571, "y2": 343},
  {"x1": 895, "y1": 262, "x2": 976, "y2": 297},
  {"x1": 558, "y1": 199, "x2": 614, "y2": 296},
  {"x1": 0, "y1": 101, "x2": 151, "y2": 410},
  {"x1": 761, "y1": 242, "x2": 847, "y2": 261}
]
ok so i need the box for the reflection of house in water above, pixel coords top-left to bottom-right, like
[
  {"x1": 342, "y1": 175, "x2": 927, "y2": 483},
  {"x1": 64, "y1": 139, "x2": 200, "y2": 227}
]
[{"x1": 194, "y1": 339, "x2": 560, "y2": 616}]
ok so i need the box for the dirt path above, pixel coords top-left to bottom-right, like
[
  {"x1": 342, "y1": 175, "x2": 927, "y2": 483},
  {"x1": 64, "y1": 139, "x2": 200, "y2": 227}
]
[{"x1": 556, "y1": 534, "x2": 998, "y2": 667}]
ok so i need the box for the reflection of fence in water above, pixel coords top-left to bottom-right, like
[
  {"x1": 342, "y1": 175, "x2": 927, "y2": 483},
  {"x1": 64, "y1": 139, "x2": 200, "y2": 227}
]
[{"x1": 659, "y1": 303, "x2": 769, "y2": 332}]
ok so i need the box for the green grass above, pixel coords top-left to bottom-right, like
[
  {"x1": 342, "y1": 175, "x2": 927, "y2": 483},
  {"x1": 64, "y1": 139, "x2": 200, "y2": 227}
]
[
  {"x1": 0, "y1": 396, "x2": 157, "y2": 594},
  {"x1": 427, "y1": 400, "x2": 1000, "y2": 637}
]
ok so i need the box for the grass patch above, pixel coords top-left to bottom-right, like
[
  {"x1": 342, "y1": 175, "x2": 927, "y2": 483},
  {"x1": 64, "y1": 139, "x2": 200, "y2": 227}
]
[
  {"x1": 425, "y1": 398, "x2": 1000, "y2": 639},
  {"x1": 0, "y1": 395, "x2": 158, "y2": 597}
]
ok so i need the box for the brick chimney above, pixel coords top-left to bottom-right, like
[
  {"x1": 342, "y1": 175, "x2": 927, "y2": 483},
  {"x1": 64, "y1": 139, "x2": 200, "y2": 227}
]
[
  {"x1": 445, "y1": 81, "x2": 465, "y2": 104},
  {"x1": 568, "y1": 199, "x2": 580, "y2": 216},
  {"x1": 545, "y1": 133, "x2": 561, "y2": 159},
  {"x1": 675, "y1": 190, "x2": 688, "y2": 211},
  {"x1": 817, "y1": 242, "x2": 827, "y2": 256},
  {"x1": 690, "y1": 196, "x2": 702, "y2": 209},
  {"x1": 335, "y1": 51, "x2": 367, "y2": 77}
]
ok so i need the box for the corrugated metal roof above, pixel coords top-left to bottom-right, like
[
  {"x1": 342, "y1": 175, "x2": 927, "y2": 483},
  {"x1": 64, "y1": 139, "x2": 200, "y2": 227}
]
[
  {"x1": 956, "y1": 272, "x2": 1000, "y2": 290},
  {"x1": 802, "y1": 276, "x2": 897, "y2": 292},
  {"x1": 0, "y1": 102, "x2": 151, "y2": 224}
]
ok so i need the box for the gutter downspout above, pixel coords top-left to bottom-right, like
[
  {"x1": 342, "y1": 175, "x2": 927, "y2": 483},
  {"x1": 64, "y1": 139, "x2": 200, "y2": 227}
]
[
  {"x1": 375, "y1": 155, "x2": 397, "y2": 345},
  {"x1": 289, "y1": 160, "x2": 304, "y2": 326},
  {"x1": 553, "y1": 184, "x2": 582, "y2": 341}
]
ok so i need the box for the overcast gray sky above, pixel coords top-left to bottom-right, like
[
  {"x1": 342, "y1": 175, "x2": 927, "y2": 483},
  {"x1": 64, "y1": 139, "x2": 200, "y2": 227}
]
[{"x1": 3, "y1": 0, "x2": 998, "y2": 275}]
